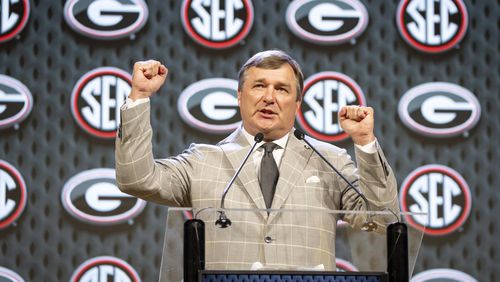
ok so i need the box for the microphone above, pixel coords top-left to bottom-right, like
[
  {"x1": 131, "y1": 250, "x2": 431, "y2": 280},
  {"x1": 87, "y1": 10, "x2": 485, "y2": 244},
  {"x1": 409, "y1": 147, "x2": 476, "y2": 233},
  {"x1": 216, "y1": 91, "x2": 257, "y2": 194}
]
[
  {"x1": 215, "y1": 132, "x2": 264, "y2": 228},
  {"x1": 293, "y1": 129, "x2": 377, "y2": 232}
]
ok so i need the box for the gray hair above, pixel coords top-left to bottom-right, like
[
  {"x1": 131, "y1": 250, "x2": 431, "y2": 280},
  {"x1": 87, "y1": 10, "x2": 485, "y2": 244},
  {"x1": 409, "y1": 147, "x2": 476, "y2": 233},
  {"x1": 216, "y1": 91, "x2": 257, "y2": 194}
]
[{"x1": 238, "y1": 50, "x2": 304, "y2": 101}]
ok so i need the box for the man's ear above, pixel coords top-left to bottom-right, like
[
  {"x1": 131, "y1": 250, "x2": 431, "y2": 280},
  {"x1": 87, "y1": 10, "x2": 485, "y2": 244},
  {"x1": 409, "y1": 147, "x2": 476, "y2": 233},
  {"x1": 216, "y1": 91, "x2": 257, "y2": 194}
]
[
  {"x1": 295, "y1": 100, "x2": 302, "y2": 113},
  {"x1": 237, "y1": 90, "x2": 242, "y2": 107}
]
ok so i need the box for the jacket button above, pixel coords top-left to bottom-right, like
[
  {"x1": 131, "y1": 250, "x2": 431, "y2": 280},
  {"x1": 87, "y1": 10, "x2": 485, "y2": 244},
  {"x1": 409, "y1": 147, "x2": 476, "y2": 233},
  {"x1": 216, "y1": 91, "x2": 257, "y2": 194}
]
[{"x1": 264, "y1": 236, "x2": 272, "y2": 243}]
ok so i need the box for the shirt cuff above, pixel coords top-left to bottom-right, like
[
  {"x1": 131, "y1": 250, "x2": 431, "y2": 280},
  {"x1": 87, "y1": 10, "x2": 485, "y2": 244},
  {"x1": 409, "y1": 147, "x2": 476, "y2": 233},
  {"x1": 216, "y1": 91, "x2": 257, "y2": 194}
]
[
  {"x1": 354, "y1": 139, "x2": 377, "y2": 154},
  {"x1": 123, "y1": 97, "x2": 149, "y2": 109}
]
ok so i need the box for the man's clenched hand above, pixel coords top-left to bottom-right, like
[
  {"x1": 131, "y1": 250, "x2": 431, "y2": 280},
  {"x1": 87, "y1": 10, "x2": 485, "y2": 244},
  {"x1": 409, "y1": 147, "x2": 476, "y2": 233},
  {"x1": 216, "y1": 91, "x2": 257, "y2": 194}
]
[
  {"x1": 339, "y1": 106, "x2": 376, "y2": 145},
  {"x1": 129, "y1": 60, "x2": 168, "y2": 101}
]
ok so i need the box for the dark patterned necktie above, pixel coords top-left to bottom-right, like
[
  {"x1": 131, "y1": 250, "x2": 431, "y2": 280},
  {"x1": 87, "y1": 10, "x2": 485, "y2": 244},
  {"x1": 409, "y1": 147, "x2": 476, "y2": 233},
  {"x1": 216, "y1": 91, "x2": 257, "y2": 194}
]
[{"x1": 260, "y1": 143, "x2": 279, "y2": 209}]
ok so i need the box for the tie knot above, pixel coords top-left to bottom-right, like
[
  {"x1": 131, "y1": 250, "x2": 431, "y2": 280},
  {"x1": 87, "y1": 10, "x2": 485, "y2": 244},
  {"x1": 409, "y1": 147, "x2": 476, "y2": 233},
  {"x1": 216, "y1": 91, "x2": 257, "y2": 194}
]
[{"x1": 262, "y1": 143, "x2": 278, "y2": 154}]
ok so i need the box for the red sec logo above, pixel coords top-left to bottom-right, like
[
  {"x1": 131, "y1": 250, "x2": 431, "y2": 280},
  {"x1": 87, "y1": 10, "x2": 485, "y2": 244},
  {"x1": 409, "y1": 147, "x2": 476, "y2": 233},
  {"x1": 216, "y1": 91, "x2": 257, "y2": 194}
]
[
  {"x1": 181, "y1": 0, "x2": 254, "y2": 49},
  {"x1": 0, "y1": 0, "x2": 30, "y2": 43},
  {"x1": 400, "y1": 164, "x2": 471, "y2": 236},
  {"x1": 71, "y1": 67, "x2": 131, "y2": 139},
  {"x1": 0, "y1": 160, "x2": 27, "y2": 229},
  {"x1": 70, "y1": 256, "x2": 141, "y2": 282},
  {"x1": 396, "y1": 0, "x2": 468, "y2": 53},
  {"x1": 296, "y1": 71, "x2": 366, "y2": 143}
]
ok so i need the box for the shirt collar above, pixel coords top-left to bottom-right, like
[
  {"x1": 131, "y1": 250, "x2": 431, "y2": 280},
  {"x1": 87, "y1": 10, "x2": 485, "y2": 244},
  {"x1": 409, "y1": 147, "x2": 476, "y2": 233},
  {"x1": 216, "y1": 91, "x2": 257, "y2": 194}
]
[{"x1": 241, "y1": 126, "x2": 289, "y2": 149}]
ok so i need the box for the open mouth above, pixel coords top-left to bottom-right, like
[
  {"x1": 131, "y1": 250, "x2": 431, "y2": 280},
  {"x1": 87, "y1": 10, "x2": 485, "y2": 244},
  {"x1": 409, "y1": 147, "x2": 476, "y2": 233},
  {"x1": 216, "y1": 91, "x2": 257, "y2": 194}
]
[{"x1": 259, "y1": 108, "x2": 276, "y2": 115}]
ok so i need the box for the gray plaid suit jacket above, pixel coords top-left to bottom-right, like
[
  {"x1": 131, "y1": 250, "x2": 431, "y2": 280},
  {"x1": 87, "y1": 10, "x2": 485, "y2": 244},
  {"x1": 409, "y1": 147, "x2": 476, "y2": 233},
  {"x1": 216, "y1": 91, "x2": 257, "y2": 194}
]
[{"x1": 115, "y1": 101, "x2": 399, "y2": 270}]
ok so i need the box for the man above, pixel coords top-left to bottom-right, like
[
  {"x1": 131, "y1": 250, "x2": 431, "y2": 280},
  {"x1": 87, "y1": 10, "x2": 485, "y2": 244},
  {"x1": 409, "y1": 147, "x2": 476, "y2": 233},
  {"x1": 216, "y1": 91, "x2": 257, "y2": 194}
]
[{"x1": 115, "y1": 50, "x2": 399, "y2": 270}]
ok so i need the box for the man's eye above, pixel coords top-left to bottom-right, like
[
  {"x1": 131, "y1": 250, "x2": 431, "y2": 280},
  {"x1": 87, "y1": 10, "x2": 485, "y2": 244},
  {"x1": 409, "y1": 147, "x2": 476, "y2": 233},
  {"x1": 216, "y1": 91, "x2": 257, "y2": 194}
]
[
  {"x1": 278, "y1": 88, "x2": 288, "y2": 93},
  {"x1": 254, "y1": 84, "x2": 264, "y2": 88}
]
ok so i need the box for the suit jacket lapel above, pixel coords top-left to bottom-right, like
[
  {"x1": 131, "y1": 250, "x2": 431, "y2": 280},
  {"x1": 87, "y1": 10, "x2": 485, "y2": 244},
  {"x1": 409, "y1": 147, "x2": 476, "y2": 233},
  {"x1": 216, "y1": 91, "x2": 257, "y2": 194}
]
[
  {"x1": 268, "y1": 130, "x2": 313, "y2": 222},
  {"x1": 219, "y1": 129, "x2": 267, "y2": 214}
]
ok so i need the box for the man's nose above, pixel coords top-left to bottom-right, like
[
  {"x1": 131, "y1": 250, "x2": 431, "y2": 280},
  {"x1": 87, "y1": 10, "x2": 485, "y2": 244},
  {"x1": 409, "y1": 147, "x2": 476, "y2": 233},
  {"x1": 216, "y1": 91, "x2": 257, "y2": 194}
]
[{"x1": 262, "y1": 86, "x2": 275, "y2": 102}]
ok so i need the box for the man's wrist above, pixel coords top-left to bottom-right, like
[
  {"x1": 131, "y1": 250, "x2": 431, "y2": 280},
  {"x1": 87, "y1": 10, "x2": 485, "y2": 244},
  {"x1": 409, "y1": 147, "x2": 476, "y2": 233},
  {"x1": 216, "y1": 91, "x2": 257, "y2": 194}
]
[
  {"x1": 128, "y1": 88, "x2": 152, "y2": 101},
  {"x1": 124, "y1": 97, "x2": 149, "y2": 109},
  {"x1": 354, "y1": 138, "x2": 377, "y2": 154},
  {"x1": 351, "y1": 133, "x2": 376, "y2": 146}
]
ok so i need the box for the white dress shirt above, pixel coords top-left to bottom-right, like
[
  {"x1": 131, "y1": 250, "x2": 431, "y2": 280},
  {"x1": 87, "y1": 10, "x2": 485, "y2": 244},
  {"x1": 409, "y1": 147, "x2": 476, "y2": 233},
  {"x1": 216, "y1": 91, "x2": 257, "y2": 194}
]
[{"x1": 241, "y1": 127, "x2": 288, "y2": 178}]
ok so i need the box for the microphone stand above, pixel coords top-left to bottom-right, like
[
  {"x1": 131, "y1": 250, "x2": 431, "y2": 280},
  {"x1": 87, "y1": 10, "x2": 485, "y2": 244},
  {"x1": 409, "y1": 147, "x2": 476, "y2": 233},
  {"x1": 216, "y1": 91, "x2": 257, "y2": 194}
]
[
  {"x1": 184, "y1": 217, "x2": 204, "y2": 282},
  {"x1": 184, "y1": 133, "x2": 264, "y2": 282},
  {"x1": 294, "y1": 129, "x2": 408, "y2": 281},
  {"x1": 386, "y1": 210, "x2": 409, "y2": 282},
  {"x1": 216, "y1": 133, "x2": 264, "y2": 228},
  {"x1": 293, "y1": 129, "x2": 377, "y2": 231}
]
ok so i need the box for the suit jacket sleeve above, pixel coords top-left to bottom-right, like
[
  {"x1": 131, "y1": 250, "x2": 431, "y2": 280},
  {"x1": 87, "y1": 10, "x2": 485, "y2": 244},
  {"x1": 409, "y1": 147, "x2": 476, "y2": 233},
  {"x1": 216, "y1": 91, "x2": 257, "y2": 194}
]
[
  {"x1": 334, "y1": 142, "x2": 399, "y2": 226},
  {"x1": 114, "y1": 101, "x2": 193, "y2": 206},
  {"x1": 354, "y1": 143, "x2": 398, "y2": 210}
]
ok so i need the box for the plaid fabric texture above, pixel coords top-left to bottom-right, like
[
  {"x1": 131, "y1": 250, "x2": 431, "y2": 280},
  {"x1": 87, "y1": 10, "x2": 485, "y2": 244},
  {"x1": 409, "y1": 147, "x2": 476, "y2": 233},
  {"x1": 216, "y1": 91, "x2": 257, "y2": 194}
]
[{"x1": 115, "y1": 102, "x2": 399, "y2": 270}]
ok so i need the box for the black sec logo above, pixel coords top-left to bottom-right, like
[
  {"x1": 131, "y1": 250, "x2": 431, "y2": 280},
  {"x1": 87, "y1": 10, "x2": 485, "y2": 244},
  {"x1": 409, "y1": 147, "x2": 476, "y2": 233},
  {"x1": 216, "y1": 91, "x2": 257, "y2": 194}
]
[
  {"x1": 0, "y1": 0, "x2": 30, "y2": 43},
  {"x1": 0, "y1": 75, "x2": 33, "y2": 129},
  {"x1": 178, "y1": 78, "x2": 241, "y2": 133},
  {"x1": 70, "y1": 256, "x2": 141, "y2": 282},
  {"x1": 71, "y1": 67, "x2": 131, "y2": 139},
  {"x1": 398, "y1": 82, "x2": 480, "y2": 138},
  {"x1": 0, "y1": 160, "x2": 27, "y2": 229},
  {"x1": 400, "y1": 164, "x2": 471, "y2": 236},
  {"x1": 396, "y1": 0, "x2": 468, "y2": 53},
  {"x1": 296, "y1": 72, "x2": 366, "y2": 142},
  {"x1": 286, "y1": 0, "x2": 369, "y2": 45},
  {"x1": 0, "y1": 266, "x2": 25, "y2": 282},
  {"x1": 181, "y1": 0, "x2": 254, "y2": 49},
  {"x1": 64, "y1": 0, "x2": 148, "y2": 39},
  {"x1": 61, "y1": 168, "x2": 146, "y2": 225},
  {"x1": 411, "y1": 268, "x2": 477, "y2": 282}
]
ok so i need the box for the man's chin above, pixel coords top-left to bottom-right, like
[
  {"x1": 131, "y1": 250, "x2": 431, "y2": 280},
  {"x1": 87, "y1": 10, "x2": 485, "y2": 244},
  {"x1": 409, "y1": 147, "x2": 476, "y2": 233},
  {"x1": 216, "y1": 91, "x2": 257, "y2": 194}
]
[
  {"x1": 257, "y1": 127, "x2": 290, "y2": 140},
  {"x1": 255, "y1": 125, "x2": 274, "y2": 134},
  {"x1": 244, "y1": 121, "x2": 288, "y2": 138}
]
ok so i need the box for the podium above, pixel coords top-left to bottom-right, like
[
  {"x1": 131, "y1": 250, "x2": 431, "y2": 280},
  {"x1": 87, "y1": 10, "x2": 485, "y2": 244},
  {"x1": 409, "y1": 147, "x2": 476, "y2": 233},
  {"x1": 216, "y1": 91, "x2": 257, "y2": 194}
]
[{"x1": 159, "y1": 208, "x2": 425, "y2": 282}]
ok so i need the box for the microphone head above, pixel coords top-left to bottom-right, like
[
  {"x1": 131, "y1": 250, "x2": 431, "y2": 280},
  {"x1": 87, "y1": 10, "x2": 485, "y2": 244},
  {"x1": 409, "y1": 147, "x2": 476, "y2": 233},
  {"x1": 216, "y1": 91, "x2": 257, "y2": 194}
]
[
  {"x1": 215, "y1": 212, "x2": 232, "y2": 228},
  {"x1": 254, "y1": 133, "x2": 264, "y2": 142},
  {"x1": 293, "y1": 129, "x2": 304, "y2": 140}
]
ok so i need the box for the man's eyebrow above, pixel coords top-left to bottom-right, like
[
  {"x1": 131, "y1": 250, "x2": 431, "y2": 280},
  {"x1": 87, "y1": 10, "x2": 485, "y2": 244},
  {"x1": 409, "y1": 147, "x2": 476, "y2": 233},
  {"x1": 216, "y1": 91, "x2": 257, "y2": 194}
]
[
  {"x1": 253, "y1": 78, "x2": 291, "y2": 88},
  {"x1": 274, "y1": 82, "x2": 292, "y2": 89},
  {"x1": 253, "y1": 78, "x2": 266, "y2": 83}
]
